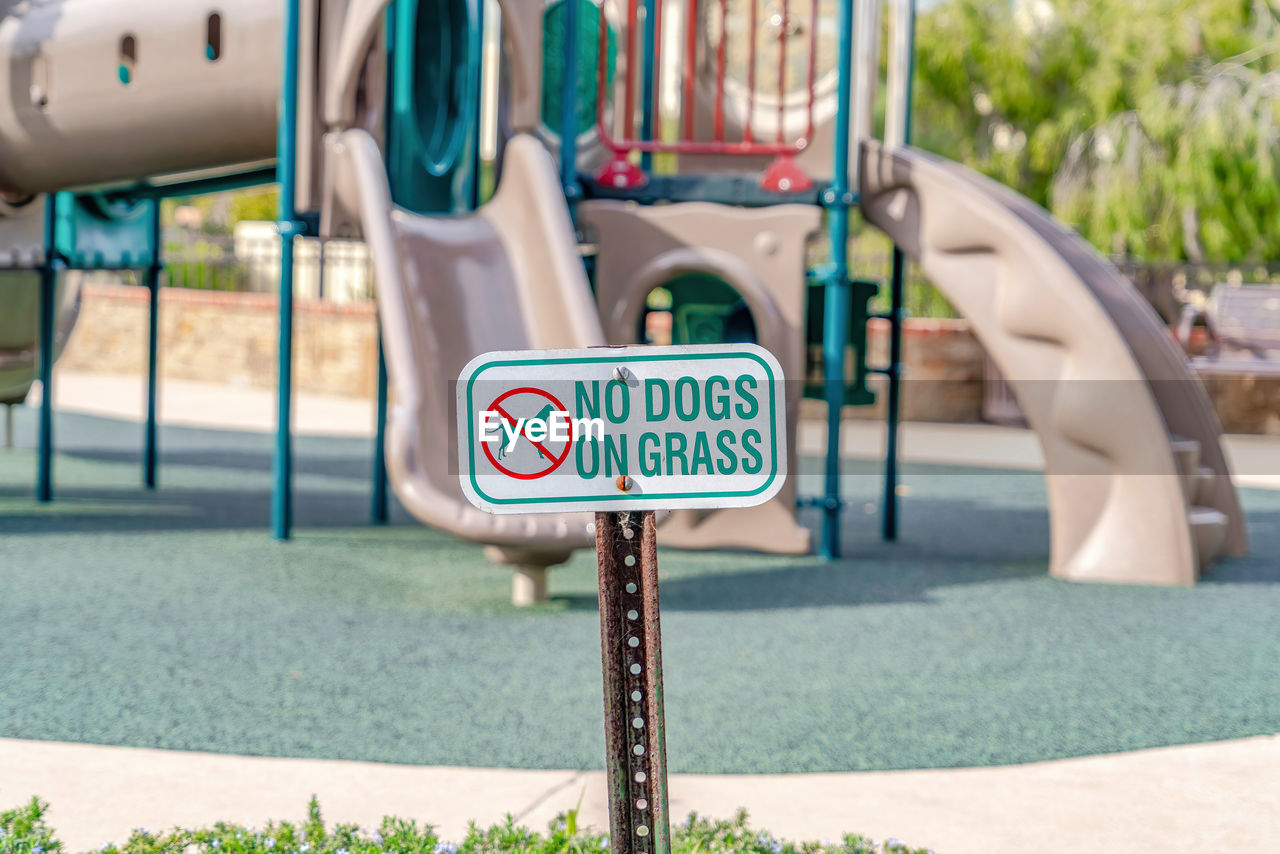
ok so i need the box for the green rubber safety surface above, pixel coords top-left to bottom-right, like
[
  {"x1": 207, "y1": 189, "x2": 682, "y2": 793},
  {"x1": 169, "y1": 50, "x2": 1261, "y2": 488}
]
[{"x1": 2, "y1": 407, "x2": 1279, "y2": 773}]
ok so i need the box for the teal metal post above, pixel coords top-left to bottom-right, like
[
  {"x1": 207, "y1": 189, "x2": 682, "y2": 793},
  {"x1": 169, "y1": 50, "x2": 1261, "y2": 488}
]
[
  {"x1": 639, "y1": 0, "x2": 657, "y2": 171},
  {"x1": 143, "y1": 201, "x2": 162, "y2": 488},
  {"x1": 371, "y1": 2, "x2": 396, "y2": 524},
  {"x1": 882, "y1": 252, "x2": 904, "y2": 539},
  {"x1": 818, "y1": 0, "x2": 857, "y2": 559},
  {"x1": 272, "y1": 0, "x2": 304, "y2": 540},
  {"x1": 371, "y1": 332, "x2": 389, "y2": 523},
  {"x1": 468, "y1": 0, "x2": 484, "y2": 209},
  {"x1": 35, "y1": 194, "x2": 58, "y2": 502},
  {"x1": 882, "y1": 0, "x2": 915, "y2": 541},
  {"x1": 123, "y1": 167, "x2": 278, "y2": 200},
  {"x1": 559, "y1": 0, "x2": 581, "y2": 197}
]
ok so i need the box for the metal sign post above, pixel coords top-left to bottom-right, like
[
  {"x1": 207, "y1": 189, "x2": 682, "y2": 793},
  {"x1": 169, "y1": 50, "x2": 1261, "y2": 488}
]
[
  {"x1": 457, "y1": 343, "x2": 786, "y2": 850},
  {"x1": 595, "y1": 510, "x2": 669, "y2": 854}
]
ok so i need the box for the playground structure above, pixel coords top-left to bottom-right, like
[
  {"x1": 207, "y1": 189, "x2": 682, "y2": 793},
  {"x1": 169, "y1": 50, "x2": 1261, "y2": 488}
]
[{"x1": 0, "y1": 0, "x2": 1248, "y2": 593}]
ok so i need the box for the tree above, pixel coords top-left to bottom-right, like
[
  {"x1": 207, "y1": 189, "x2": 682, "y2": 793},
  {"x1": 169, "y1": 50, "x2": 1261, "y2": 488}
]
[
  {"x1": 914, "y1": 0, "x2": 1280, "y2": 261},
  {"x1": 1054, "y1": 51, "x2": 1280, "y2": 260}
]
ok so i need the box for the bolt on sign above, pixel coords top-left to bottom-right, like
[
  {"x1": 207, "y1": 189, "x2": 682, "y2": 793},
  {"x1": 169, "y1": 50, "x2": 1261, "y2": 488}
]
[
  {"x1": 457, "y1": 344, "x2": 787, "y2": 854},
  {"x1": 456, "y1": 344, "x2": 786, "y2": 512}
]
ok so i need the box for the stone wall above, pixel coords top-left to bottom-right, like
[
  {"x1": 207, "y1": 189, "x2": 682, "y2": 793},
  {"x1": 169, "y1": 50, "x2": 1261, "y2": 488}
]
[
  {"x1": 803, "y1": 317, "x2": 987, "y2": 424},
  {"x1": 979, "y1": 326, "x2": 1280, "y2": 435},
  {"x1": 1198, "y1": 376, "x2": 1280, "y2": 435},
  {"x1": 60, "y1": 284, "x2": 1277, "y2": 434},
  {"x1": 62, "y1": 286, "x2": 990, "y2": 419},
  {"x1": 60, "y1": 284, "x2": 379, "y2": 398}
]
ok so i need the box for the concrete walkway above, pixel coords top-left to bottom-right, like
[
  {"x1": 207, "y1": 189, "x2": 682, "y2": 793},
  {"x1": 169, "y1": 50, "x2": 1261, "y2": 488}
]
[
  {"x1": 34, "y1": 369, "x2": 1280, "y2": 488},
  {"x1": 3, "y1": 736, "x2": 1279, "y2": 854},
  {"x1": 31, "y1": 371, "x2": 376, "y2": 437}
]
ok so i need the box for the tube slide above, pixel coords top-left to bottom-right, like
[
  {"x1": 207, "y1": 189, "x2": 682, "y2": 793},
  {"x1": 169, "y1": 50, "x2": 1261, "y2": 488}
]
[
  {"x1": 859, "y1": 140, "x2": 1247, "y2": 585},
  {"x1": 329, "y1": 128, "x2": 601, "y2": 572},
  {"x1": 0, "y1": 0, "x2": 280, "y2": 197}
]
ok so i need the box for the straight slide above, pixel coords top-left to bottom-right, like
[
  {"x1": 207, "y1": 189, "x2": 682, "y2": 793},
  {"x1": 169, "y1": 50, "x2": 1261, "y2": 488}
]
[{"x1": 331, "y1": 129, "x2": 602, "y2": 571}]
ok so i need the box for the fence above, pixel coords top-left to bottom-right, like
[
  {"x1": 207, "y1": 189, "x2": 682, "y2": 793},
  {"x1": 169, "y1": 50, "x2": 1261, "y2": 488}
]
[
  {"x1": 1111, "y1": 259, "x2": 1280, "y2": 324},
  {"x1": 151, "y1": 221, "x2": 1275, "y2": 327},
  {"x1": 983, "y1": 260, "x2": 1280, "y2": 424},
  {"x1": 155, "y1": 224, "x2": 374, "y2": 303},
  {"x1": 854, "y1": 256, "x2": 1280, "y2": 324}
]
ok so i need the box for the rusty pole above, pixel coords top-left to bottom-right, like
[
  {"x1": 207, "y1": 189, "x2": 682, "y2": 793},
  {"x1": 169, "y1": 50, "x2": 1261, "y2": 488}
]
[{"x1": 595, "y1": 510, "x2": 671, "y2": 854}]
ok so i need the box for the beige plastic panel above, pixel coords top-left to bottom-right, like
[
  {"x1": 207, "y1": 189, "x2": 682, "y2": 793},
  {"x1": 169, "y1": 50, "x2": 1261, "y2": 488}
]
[
  {"x1": 497, "y1": 0, "x2": 546, "y2": 131},
  {"x1": 300, "y1": 0, "x2": 386, "y2": 216},
  {"x1": 0, "y1": 0, "x2": 281, "y2": 196},
  {"x1": 578, "y1": 200, "x2": 819, "y2": 554},
  {"x1": 859, "y1": 140, "x2": 1246, "y2": 585},
  {"x1": 322, "y1": 0, "x2": 389, "y2": 129},
  {"x1": 330, "y1": 128, "x2": 602, "y2": 566},
  {"x1": 0, "y1": 270, "x2": 82, "y2": 404},
  {"x1": 0, "y1": 196, "x2": 48, "y2": 268}
]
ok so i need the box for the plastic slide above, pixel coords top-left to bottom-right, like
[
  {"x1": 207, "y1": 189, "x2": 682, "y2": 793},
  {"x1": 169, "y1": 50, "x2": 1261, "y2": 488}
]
[
  {"x1": 329, "y1": 128, "x2": 602, "y2": 583},
  {"x1": 858, "y1": 140, "x2": 1248, "y2": 585}
]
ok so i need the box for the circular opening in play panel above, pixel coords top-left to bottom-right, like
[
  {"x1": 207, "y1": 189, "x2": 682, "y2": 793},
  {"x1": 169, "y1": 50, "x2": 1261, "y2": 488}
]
[
  {"x1": 410, "y1": 0, "x2": 474, "y2": 175},
  {"x1": 641, "y1": 273, "x2": 757, "y2": 347}
]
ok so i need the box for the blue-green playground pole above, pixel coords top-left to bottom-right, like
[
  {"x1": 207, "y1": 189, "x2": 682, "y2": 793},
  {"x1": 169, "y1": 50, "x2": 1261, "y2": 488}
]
[
  {"x1": 468, "y1": 0, "x2": 483, "y2": 209},
  {"x1": 559, "y1": 0, "x2": 581, "y2": 197},
  {"x1": 882, "y1": 252, "x2": 904, "y2": 539},
  {"x1": 143, "y1": 201, "x2": 162, "y2": 489},
  {"x1": 273, "y1": 0, "x2": 303, "y2": 540},
  {"x1": 35, "y1": 194, "x2": 57, "y2": 503},
  {"x1": 371, "y1": 332, "x2": 389, "y2": 523},
  {"x1": 639, "y1": 0, "x2": 657, "y2": 172},
  {"x1": 273, "y1": 230, "x2": 297, "y2": 539},
  {"x1": 882, "y1": 0, "x2": 916, "y2": 541},
  {"x1": 818, "y1": 0, "x2": 857, "y2": 559},
  {"x1": 371, "y1": 2, "x2": 395, "y2": 525}
]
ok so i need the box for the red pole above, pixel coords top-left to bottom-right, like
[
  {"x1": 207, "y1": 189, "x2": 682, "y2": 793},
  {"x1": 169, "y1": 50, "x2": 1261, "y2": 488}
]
[
  {"x1": 804, "y1": 0, "x2": 818, "y2": 142},
  {"x1": 625, "y1": 0, "x2": 640, "y2": 139},
  {"x1": 682, "y1": 0, "x2": 697, "y2": 139},
  {"x1": 714, "y1": 0, "x2": 727, "y2": 140},
  {"x1": 652, "y1": 0, "x2": 664, "y2": 130},
  {"x1": 745, "y1": 0, "x2": 758, "y2": 142}
]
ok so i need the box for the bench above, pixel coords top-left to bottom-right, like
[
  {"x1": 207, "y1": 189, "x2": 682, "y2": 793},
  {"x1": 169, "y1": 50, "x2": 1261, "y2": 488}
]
[{"x1": 1177, "y1": 284, "x2": 1280, "y2": 376}]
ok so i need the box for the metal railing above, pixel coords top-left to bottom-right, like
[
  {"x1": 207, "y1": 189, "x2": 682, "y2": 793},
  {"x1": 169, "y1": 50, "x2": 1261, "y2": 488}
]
[
  {"x1": 594, "y1": 0, "x2": 833, "y2": 189},
  {"x1": 159, "y1": 228, "x2": 374, "y2": 301}
]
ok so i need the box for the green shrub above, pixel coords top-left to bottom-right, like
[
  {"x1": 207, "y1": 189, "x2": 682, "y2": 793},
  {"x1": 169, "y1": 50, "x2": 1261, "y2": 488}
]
[
  {"x1": 0, "y1": 797, "x2": 932, "y2": 854},
  {"x1": 1, "y1": 799, "x2": 63, "y2": 854}
]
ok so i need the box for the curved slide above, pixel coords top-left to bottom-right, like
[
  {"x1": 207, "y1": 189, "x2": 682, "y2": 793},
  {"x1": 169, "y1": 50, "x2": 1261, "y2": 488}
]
[
  {"x1": 859, "y1": 140, "x2": 1247, "y2": 585},
  {"x1": 329, "y1": 129, "x2": 601, "y2": 590}
]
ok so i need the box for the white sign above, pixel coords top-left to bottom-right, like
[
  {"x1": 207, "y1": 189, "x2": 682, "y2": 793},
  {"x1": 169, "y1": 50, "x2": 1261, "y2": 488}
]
[{"x1": 456, "y1": 344, "x2": 786, "y2": 513}]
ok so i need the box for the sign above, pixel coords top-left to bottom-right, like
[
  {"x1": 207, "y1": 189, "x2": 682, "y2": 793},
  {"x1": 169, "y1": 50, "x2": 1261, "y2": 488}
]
[{"x1": 456, "y1": 344, "x2": 786, "y2": 514}]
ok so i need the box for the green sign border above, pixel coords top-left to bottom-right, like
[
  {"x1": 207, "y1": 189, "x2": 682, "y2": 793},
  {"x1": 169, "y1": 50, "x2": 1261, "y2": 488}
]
[{"x1": 465, "y1": 351, "x2": 780, "y2": 506}]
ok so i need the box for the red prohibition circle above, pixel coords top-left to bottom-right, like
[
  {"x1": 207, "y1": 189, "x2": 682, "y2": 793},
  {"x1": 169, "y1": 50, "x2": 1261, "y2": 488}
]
[{"x1": 480, "y1": 386, "x2": 573, "y2": 480}]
